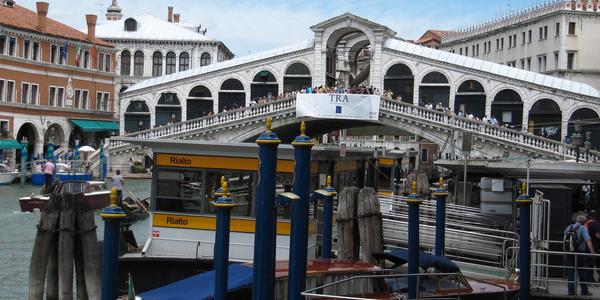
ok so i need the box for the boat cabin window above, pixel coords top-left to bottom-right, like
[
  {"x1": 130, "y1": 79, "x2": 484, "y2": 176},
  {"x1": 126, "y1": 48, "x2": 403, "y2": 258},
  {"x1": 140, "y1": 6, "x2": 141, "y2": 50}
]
[
  {"x1": 61, "y1": 182, "x2": 86, "y2": 193},
  {"x1": 154, "y1": 166, "x2": 296, "y2": 219}
]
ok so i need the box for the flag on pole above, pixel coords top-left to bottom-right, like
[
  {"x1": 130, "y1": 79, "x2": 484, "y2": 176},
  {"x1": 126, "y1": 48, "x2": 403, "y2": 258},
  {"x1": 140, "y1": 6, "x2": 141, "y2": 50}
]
[
  {"x1": 75, "y1": 43, "x2": 82, "y2": 66},
  {"x1": 128, "y1": 272, "x2": 136, "y2": 300},
  {"x1": 91, "y1": 44, "x2": 97, "y2": 69}
]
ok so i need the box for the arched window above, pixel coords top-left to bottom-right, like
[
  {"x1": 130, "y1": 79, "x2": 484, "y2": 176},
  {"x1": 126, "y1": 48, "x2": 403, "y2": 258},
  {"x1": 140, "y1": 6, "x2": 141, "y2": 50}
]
[
  {"x1": 152, "y1": 51, "x2": 163, "y2": 77},
  {"x1": 200, "y1": 52, "x2": 211, "y2": 67},
  {"x1": 134, "y1": 51, "x2": 144, "y2": 76},
  {"x1": 179, "y1": 52, "x2": 190, "y2": 72},
  {"x1": 421, "y1": 71, "x2": 448, "y2": 84},
  {"x1": 219, "y1": 78, "x2": 244, "y2": 112},
  {"x1": 124, "y1": 18, "x2": 137, "y2": 32},
  {"x1": 384, "y1": 63, "x2": 414, "y2": 103},
  {"x1": 124, "y1": 100, "x2": 150, "y2": 132},
  {"x1": 283, "y1": 62, "x2": 311, "y2": 92},
  {"x1": 221, "y1": 78, "x2": 244, "y2": 90},
  {"x1": 165, "y1": 52, "x2": 176, "y2": 75},
  {"x1": 187, "y1": 85, "x2": 213, "y2": 119},
  {"x1": 120, "y1": 50, "x2": 131, "y2": 76}
]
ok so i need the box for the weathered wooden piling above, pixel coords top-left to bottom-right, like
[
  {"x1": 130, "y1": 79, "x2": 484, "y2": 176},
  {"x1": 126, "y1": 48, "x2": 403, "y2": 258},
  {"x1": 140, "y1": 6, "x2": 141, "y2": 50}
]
[
  {"x1": 336, "y1": 187, "x2": 359, "y2": 260},
  {"x1": 77, "y1": 200, "x2": 102, "y2": 299},
  {"x1": 28, "y1": 194, "x2": 60, "y2": 300},
  {"x1": 45, "y1": 237, "x2": 58, "y2": 300},
  {"x1": 58, "y1": 194, "x2": 75, "y2": 299},
  {"x1": 357, "y1": 187, "x2": 383, "y2": 265}
]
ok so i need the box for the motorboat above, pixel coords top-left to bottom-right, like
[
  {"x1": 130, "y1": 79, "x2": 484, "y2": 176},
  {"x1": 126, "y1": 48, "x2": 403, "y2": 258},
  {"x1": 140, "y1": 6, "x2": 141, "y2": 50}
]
[
  {"x1": 19, "y1": 180, "x2": 111, "y2": 212},
  {"x1": 0, "y1": 163, "x2": 19, "y2": 184}
]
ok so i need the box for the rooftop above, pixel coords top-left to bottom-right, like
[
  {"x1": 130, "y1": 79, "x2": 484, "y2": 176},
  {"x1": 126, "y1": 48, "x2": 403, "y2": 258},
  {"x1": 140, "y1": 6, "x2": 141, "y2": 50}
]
[
  {"x1": 94, "y1": 14, "x2": 216, "y2": 42},
  {"x1": 384, "y1": 38, "x2": 600, "y2": 99},
  {"x1": 125, "y1": 39, "x2": 315, "y2": 93},
  {"x1": 0, "y1": 3, "x2": 113, "y2": 47}
]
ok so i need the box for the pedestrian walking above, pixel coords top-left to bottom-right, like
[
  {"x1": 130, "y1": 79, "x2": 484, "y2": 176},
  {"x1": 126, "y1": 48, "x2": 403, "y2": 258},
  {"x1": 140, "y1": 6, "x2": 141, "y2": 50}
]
[{"x1": 564, "y1": 215, "x2": 596, "y2": 296}]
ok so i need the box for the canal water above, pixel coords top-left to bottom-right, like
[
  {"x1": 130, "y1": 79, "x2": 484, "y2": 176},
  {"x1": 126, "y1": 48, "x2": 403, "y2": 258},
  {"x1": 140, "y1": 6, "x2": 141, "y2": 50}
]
[{"x1": 0, "y1": 179, "x2": 151, "y2": 299}]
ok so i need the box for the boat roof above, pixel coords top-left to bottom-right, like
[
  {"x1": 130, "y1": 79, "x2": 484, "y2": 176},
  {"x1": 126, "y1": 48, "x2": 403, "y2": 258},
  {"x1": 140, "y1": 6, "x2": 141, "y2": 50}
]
[
  {"x1": 372, "y1": 249, "x2": 460, "y2": 273},
  {"x1": 113, "y1": 137, "x2": 373, "y2": 161},
  {"x1": 139, "y1": 259, "x2": 378, "y2": 300}
]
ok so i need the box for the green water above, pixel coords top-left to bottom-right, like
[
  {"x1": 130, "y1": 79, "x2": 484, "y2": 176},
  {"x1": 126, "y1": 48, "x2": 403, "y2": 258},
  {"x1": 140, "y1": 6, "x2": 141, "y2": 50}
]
[{"x1": 0, "y1": 179, "x2": 151, "y2": 299}]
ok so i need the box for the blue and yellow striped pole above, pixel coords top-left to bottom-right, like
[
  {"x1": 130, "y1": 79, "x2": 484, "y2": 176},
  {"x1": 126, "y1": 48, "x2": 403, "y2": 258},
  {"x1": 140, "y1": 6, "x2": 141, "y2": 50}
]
[
  {"x1": 253, "y1": 117, "x2": 281, "y2": 300},
  {"x1": 516, "y1": 182, "x2": 532, "y2": 300},
  {"x1": 405, "y1": 181, "x2": 422, "y2": 300},
  {"x1": 288, "y1": 121, "x2": 314, "y2": 300},
  {"x1": 434, "y1": 177, "x2": 449, "y2": 257},
  {"x1": 100, "y1": 188, "x2": 126, "y2": 300},
  {"x1": 211, "y1": 177, "x2": 235, "y2": 300}
]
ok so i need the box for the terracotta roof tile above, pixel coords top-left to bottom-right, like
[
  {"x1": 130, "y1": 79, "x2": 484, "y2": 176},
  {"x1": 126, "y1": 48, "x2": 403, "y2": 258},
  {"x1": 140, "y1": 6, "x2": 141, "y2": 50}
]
[{"x1": 0, "y1": 3, "x2": 114, "y2": 47}]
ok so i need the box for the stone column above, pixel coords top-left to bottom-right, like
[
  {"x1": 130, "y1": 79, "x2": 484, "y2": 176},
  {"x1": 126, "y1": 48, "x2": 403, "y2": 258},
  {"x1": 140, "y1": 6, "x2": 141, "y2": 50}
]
[
  {"x1": 369, "y1": 32, "x2": 384, "y2": 90},
  {"x1": 313, "y1": 30, "x2": 325, "y2": 88}
]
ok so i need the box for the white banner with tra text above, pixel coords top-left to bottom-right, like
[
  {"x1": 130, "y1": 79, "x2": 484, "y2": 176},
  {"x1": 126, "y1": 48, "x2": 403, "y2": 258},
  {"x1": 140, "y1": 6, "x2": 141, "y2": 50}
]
[{"x1": 296, "y1": 94, "x2": 380, "y2": 121}]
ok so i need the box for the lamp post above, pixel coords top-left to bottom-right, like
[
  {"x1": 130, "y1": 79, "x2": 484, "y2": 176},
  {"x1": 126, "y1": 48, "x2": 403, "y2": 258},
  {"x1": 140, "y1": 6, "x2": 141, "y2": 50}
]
[
  {"x1": 584, "y1": 131, "x2": 592, "y2": 162},
  {"x1": 572, "y1": 119, "x2": 582, "y2": 163}
]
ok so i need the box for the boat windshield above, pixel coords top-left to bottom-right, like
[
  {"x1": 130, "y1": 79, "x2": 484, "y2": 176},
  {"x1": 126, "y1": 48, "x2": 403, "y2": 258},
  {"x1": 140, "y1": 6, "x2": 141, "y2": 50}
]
[{"x1": 154, "y1": 168, "x2": 294, "y2": 218}]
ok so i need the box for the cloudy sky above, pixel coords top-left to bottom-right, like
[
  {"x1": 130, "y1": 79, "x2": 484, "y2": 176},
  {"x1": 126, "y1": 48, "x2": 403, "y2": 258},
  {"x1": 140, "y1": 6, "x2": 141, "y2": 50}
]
[{"x1": 18, "y1": 0, "x2": 539, "y2": 56}]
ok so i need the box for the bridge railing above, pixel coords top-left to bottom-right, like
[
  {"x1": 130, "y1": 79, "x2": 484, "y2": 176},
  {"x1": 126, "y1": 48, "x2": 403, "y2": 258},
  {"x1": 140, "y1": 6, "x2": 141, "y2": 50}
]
[
  {"x1": 108, "y1": 97, "x2": 297, "y2": 150},
  {"x1": 380, "y1": 98, "x2": 600, "y2": 161}
]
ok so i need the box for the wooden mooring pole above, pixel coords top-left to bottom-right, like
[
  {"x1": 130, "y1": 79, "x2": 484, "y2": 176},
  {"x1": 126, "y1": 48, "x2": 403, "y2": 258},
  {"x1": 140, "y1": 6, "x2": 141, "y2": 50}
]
[
  {"x1": 28, "y1": 192, "x2": 102, "y2": 300},
  {"x1": 336, "y1": 187, "x2": 359, "y2": 260},
  {"x1": 357, "y1": 187, "x2": 383, "y2": 265}
]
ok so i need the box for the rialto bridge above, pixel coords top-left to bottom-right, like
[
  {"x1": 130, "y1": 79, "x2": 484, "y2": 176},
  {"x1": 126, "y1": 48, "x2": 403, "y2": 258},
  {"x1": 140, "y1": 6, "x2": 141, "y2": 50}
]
[{"x1": 105, "y1": 13, "x2": 600, "y2": 169}]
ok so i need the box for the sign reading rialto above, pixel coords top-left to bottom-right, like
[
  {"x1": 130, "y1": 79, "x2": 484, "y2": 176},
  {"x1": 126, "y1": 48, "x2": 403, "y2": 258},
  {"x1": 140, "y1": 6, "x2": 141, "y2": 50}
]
[{"x1": 296, "y1": 94, "x2": 380, "y2": 121}]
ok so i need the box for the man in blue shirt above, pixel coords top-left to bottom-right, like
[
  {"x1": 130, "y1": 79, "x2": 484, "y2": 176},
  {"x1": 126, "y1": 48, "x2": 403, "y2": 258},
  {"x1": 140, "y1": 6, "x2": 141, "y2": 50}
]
[{"x1": 564, "y1": 215, "x2": 596, "y2": 296}]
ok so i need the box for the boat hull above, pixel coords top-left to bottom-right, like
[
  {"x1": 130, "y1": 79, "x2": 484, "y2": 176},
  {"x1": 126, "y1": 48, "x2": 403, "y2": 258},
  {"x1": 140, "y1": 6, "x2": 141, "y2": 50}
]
[
  {"x1": 19, "y1": 192, "x2": 110, "y2": 212},
  {"x1": 0, "y1": 172, "x2": 18, "y2": 184}
]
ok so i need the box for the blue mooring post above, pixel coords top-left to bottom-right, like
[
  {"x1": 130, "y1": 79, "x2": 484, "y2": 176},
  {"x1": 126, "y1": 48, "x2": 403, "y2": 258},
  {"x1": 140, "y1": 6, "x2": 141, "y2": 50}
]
[
  {"x1": 99, "y1": 143, "x2": 107, "y2": 182},
  {"x1": 47, "y1": 142, "x2": 56, "y2": 181},
  {"x1": 211, "y1": 177, "x2": 235, "y2": 300},
  {"x1": 253, "y1": 117, "x2": 281, "y2": 300},
  {"x1": 100, "y1": 188, "x2": 126, "y2": 300},
  {"x1": 516, "y1": 182, "x2": 532, "y2": 300},
  {"x1": 288, "y1": 121, "x2": 314, "y2": 300},
  {"x1": 405, "y1": 181, "x2": 422, "y2": 300},
  {"x1": 434, "y1": 177, "x2": 449, "y2": 257},
  {"x1": 20, "y1": 138, "x2": 28, "y2": 186},
  {"x1": 311, "y1": 176, "x2": 336, "y2": 259}
]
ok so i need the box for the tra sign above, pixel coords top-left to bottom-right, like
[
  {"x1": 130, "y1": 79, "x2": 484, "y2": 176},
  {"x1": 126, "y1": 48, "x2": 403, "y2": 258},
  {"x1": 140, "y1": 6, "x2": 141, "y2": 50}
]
[{"x1": 296, "y1": 94, "x2": 380, "y2": 121}]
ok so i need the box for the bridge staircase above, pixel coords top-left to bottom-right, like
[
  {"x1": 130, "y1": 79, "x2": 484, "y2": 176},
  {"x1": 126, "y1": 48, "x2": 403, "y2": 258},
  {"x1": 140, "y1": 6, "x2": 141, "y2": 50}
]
[
  {"x1": 87, "y1": 96, "x2": 600, "y2": 176},
  {"x1": 349, "y1": 63, "x2": 370, "y2": 87}
]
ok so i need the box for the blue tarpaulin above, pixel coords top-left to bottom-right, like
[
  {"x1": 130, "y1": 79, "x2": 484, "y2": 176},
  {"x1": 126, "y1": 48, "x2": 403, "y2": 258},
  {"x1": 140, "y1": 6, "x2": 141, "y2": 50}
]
[
  {"x1": 372, "y1": 249, "x2": 460, "y2": 273},
  {"x1": 139, "y1": 264, "x2": 253, "y2": 300}
]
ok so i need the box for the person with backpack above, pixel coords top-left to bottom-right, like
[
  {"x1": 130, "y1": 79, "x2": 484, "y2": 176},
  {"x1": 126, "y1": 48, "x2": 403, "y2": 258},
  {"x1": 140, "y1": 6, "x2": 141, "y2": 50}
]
[
  {"x1": 585, "y1": 211, "x2": 600, "y2": 282},
  {"x1": 564, "y1": 215, "x2": 596, "y2": 296}
]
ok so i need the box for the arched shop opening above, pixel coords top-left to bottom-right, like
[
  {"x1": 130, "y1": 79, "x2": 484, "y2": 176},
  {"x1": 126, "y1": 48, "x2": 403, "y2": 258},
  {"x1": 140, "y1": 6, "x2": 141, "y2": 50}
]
[
  {"x1": 384, "y1": 63, "x2": 414, "y2": 104},
  {"x1": 323, "y1": 28, "x2": 371, "y2": 87},
  {"x1": 491, "y1": 89, "x2": 523, "y2": 129},
  {"x1": 16, "y1": 122, "x2": 38, "y2": 162},
  {"x1": 187, "y1": 85, "x2": 213, "y2": 120},
  {"x1": 419, "y1": 71, "x2": 449, "y2": 108},
  {"x1": 44, "y1": 123, "x2": 65, "y2": 155},
  {"x1": 568, "y1": 108, "x2": 600, "y2": 149},
  {"x1": 283, "y1": 63, "x2": 311, "y2": 93},
  {"x1": 528, "y1": 98, "x2": 562, "y2": 141},
  {"x1": 155, "y1": 93, "x2": 181, "y2": 126},
  {"x1": 251, "y1": 70, "x2": 278, "y2": 101},
  {"x1": 125, "y1": 100, "x2": 151, "y2": 132},
  {"x1": 455, "y1": 80, "x2": 486, "y2": 118},
  {"x1": 218, "y1": 78, "x2": 245, "y2": 112}
]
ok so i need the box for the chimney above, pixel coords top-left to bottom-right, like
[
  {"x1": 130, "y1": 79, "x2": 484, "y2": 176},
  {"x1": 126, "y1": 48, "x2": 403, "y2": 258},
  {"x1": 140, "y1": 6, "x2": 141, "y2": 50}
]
[
  {"x1": 167, "y1": 6, "x2": 173, "y2": 22},
  {"x1": 86, "y1": 14, "x2": 97, "y2": 41},
  {"x1": 173, "y1": 14, "x2": 180, "y2": 23},
  {"x1": 36, "y1": 2, "x2": 49, "y2": 33}
]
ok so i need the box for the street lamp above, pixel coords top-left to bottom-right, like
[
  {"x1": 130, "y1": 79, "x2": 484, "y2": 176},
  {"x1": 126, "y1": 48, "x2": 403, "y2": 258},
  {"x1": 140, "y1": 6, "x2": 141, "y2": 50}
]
[
  {"x1": 584, "y1": 130, "x2": 592, "y2": 162},
  {"x1": 572, "y1": 119, "x2": 582, "y2": 163}
]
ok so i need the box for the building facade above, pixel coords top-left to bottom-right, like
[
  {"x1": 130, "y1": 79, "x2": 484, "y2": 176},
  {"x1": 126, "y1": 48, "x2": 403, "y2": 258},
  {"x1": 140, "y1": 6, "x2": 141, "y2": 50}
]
[
  {"x1": 440, "y1": 0, "x2": 600, "y2": 90},
  {"x1": 95, "y1": 1, "x2": 234, "y2": 129},
  {"x1": 0, "y1": 1, "x2": 118, "y2": 164}
]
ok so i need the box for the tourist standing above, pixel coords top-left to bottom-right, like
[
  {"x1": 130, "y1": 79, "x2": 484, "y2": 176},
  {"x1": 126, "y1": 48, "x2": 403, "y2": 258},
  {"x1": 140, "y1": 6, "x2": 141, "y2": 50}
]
[
  {"x1": 112, "y1": 170, "x2": 124, "y2": 206},
  {"x1": 43, "y1": 160, "x2": 55, "y2": 188},
  {"x1": 585, "y1": 211, "x2": 600, "y2": 282},
  {"x1": 564, "y1": 215, "x2": 595, "y2": 296}
]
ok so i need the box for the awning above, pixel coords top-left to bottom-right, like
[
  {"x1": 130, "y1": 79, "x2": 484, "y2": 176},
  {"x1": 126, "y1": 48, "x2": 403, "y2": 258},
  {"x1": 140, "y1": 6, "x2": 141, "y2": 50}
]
[
  {"x1": 0, "y1": 139, "x2": 23, "y2": 150},
  {"x1": 71, "y1": 119, "x2": 119, "y2": 132},
  {"x1": 139, "y1": 264, "x2": 253, "y2": 300}
]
